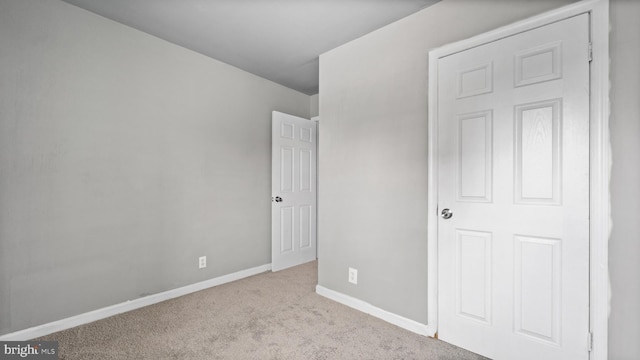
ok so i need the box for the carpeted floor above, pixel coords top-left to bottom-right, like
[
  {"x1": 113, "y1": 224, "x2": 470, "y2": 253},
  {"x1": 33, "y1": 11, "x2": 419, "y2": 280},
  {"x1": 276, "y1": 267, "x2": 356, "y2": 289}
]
[{"x1": 37, "y1": 261, "x2": 487, "y2": 359}]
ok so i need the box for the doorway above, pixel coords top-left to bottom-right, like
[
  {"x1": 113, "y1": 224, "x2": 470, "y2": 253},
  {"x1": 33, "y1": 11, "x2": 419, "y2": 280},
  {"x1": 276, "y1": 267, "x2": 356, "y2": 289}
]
[
  {"x1": 271, "y1": 111, "x2": 318, "y2": 271},
  {"x1": 427, "y1": 1, "x2": 610, "y2": 359}
]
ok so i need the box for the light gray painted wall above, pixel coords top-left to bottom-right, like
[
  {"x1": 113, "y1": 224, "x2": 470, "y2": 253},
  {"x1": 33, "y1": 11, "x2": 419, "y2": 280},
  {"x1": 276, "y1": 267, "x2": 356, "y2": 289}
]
[
  {"x1": 317, "y1": 0, "x2": 579, "y2": 326},
  {"x1": 609, "y1": 1, "x2": 640, "y2": 359},
  {"x1": 0, "y1": 0, "x2": 309, "y2": 335},
  {"x1": 310, "y1": 94, "x2": 319, "y2": 118}
]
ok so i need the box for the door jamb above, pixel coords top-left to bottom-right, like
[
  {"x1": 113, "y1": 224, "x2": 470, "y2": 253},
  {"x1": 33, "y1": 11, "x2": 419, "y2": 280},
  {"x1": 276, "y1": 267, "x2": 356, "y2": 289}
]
[
  {"x1": 426, "y1": 1, "x2": 610, "y2": 359},
  {"x1": 312, "y1": 116, "x2": 319, "y2": 259}
]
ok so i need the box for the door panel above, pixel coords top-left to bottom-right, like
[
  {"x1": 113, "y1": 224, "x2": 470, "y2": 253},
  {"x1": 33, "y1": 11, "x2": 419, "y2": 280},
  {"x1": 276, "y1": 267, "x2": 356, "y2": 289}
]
[
  {"x1": 515, "y1": 99, "x2": 562, "y2": 204},
  {"x1": 299, "y1": 149, "x2": 312, "y2": 192},
  {"x1": 280, "y1": 206, "x2": 294, "y2": 253},
  {"x1": 437, "y1": 14, "x2": 590, "y2": 360},
  {"x1": 272, "y1": 111, "x2": 317, "y2": 271},
  {"x1": 456, "y1": 229, "x2": 492, "y2": 324},
  {"x1": 280, "y1": 147, "x2": 294, "y2": 193},
  {"x1": 514, "y1": 235, "x2": 561, "y2": 344},
  {"x1": 458, "y1": 110, "x2": 493, "y2": 202}
]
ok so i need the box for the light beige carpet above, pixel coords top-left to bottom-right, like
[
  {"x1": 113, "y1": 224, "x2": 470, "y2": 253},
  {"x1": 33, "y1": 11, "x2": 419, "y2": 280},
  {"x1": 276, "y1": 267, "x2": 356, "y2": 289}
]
[{"x1": 37, "y1": 261, "x2": 487, "y2": 359}]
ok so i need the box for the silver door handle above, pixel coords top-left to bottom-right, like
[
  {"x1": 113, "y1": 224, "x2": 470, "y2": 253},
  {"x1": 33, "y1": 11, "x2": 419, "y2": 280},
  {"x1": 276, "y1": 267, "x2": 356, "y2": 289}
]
[
  {"x1": 441, "y1": 208, "x2": 453, "y2": 219},
  {"x1": 274, "y1": 196, "x2": 283, "y2": 203}
]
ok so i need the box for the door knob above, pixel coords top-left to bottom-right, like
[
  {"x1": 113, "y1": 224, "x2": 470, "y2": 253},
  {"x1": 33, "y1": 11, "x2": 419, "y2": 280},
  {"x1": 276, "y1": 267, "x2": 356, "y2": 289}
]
[
  {"x1": 441, "y1": 208, "x2": 453, "y2": 219},
  {"x1": 274, "y1": 196, "x2": 283, "y2": 203}
]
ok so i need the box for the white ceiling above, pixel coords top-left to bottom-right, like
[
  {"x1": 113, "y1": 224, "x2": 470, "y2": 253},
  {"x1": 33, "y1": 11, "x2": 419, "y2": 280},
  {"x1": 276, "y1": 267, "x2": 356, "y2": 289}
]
[{"x1": 60, "y1": 0, "x2": 441, "y2": 95}]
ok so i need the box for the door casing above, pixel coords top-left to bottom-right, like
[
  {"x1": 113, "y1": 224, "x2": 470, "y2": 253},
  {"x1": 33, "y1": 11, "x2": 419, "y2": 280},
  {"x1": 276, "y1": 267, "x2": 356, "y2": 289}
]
[{"x1": 426, "y1": 1, "x2": 610, "y2": 359}]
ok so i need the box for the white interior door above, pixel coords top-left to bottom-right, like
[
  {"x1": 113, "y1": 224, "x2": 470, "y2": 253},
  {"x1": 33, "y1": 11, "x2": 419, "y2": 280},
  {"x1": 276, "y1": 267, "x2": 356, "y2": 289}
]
[
  {"x1": 437, "y1": 15, "x2": 590, "y2": 360},
  {"x1": 272, "y1": 111, "x2": 317, "y2": 271}
]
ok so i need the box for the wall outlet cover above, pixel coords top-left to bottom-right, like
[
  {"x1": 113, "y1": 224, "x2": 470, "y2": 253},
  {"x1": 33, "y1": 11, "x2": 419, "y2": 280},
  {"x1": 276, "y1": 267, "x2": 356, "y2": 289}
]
[
  {"x1": 348, "y1": 267, "x2": 358, "y2": 284},
  {"x1": 199, "y1": 256, "x2": 207, "y2": 269}
]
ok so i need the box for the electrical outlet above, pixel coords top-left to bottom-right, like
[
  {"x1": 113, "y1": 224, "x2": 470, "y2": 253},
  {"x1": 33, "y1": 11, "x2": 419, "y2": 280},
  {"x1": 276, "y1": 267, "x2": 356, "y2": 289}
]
[
  {"x1": 348, "y1": 267, "x2": 358, "y2": 284},
  {"x1": 198, "y1": 256, "x2": 207, "y2": 269}
]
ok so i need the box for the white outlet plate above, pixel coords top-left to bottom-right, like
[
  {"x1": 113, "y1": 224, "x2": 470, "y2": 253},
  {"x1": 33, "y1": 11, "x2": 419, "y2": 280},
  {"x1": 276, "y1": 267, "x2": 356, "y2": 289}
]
[
  {"x1": 198, "y1": 256, "x2": 207, "y2": 269},
  {"x1": 348, "y1": 267, "x2": 358, "y2": 284}
]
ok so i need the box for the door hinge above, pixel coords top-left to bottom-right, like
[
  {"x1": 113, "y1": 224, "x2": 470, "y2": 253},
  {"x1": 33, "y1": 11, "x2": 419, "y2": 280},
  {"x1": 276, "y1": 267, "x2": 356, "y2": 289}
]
[
  {"x1": 587, "y1": 332, "x2": 593, "y2": 352},
  {"x1": 588, "y1": 42, "x2": 593, "y2": 62}
]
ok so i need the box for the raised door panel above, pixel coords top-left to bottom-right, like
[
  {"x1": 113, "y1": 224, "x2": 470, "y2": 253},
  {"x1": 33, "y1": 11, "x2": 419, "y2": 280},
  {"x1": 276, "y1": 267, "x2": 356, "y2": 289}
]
[
  {"x1": 280, "y1": 147, "x2": 294, "y2": 193},
  {"x1": 299, "y1": 149, "x2": 312, "y2": 192},
  {"x1": 299, "y1": 205, "x2": 311, "y2": 249},
  {"x1": 281, "y1": 122, "x2": 295, "y2": 139},
  {"x1": 458, "y1": 111, "x2": 493, "y2": 202},
  {"x1": 300, "y1": 127, "x2": 312, "y2": 143},
  {"x1": 515, "y1": 100, "x2": 561, "y2": 204},
  {"x1": 456, "y1": 229, "x2": 493, "y2": 324},
  {"x1": 514, "y1": 235, "x2": 561, "y2": 345},
  {"x1": 280, "y1": 207, "x2": 294, "y2": 253},
  {"x1": 457, "y1": 62, "x2": 494, "y2": 99},
  {"x1": 515, "y1": 42, "x2": 562, "y2": 87}
]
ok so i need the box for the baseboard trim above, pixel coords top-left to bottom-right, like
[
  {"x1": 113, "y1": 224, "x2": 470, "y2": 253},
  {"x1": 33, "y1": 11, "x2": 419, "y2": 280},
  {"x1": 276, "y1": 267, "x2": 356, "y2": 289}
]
[
  {"x1": 0, "y1": 263, "x2": 272, "y2": 341},
  {"x1": 315, "y1": 285, "x2": 436, "y2": 337}
]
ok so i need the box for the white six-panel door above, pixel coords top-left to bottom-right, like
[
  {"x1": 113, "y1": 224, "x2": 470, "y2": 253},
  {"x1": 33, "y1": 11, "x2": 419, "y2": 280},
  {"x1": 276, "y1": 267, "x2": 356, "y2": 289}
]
[
  {"x1": 437, "y1": 14, "x2": 590, "y2": 360},
  {"x1": 272, "y1": 111, "x2": 317, "y2": 272}
]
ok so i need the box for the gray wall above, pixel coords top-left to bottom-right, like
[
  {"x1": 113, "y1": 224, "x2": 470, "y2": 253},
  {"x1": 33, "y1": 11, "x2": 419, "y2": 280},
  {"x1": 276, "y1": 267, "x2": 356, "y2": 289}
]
[
  {"x1": 609, "y1": 1, "x2": 640, "y2": 359},
  {"x1": 0, "y1": 0, "x2": 309, "y2": 335},
  {"x1": 310, "y1": 94, "x2": 319, "y2": 118},
  {"x1": 318, "y1": 0, "x2": 577, "y2": 325}
]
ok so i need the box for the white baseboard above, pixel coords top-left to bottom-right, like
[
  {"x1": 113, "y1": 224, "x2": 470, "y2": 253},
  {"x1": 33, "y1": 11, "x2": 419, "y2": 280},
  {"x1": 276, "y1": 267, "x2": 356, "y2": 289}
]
[
  {"x1": 315, "y1": 285, "x2": 436, "y2": 337},
  {"x1": 0, "y1": 263, "x2": 272, "y2": 341}
]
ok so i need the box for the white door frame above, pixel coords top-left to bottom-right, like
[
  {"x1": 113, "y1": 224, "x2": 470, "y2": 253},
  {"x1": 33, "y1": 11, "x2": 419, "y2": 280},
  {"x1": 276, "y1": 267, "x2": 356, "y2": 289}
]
[
  {"x1": 426, "y1": 1, "x2": 610, "y2": 359},
  {"x1": 311, "y1": 116, "x2": 320, "y2": 258}
]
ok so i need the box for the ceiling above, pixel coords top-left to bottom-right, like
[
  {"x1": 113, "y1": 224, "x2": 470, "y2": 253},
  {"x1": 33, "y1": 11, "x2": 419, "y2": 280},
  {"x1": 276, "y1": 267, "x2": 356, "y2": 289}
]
[{"x1": 60, "y1": 0, "x2": 441, "y2": 95}]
